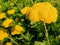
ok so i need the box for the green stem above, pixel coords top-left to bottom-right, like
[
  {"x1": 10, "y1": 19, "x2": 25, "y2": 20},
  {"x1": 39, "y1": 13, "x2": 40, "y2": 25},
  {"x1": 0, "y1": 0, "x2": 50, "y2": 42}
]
[
  {"x1": 8, "y1": 35, "x2": 19, "y2": 45},
  {"x1": 44, "y1": 23, "x2": 50, "y2": 45},
  {"x1": 34, "y1": 0, "x2": 37, "y2": 3},
  {"x1": 21, "y1": 33, "x2": 30, "y2": 41},
  {"x1": 23, "y1": 0, "x2": 27, "y2": 6},
  {"x1": 30, "y1": 0, "x2": 33, "y2": 4},
  {"x1": 0, "y1": 40, "x2": 4, "y2": 45}
]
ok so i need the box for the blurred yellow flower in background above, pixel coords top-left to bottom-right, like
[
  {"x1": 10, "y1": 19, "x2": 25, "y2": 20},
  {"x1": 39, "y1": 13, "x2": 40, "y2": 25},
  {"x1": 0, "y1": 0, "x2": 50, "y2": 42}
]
[
  {"x1": 20, "y1": 7, "x2": 30, "y2": 14},
  {"x1": 5, "y1": 42, "x2": 12, "y2": 45},
  {"x1": 0, "y1": 28, "x2": 8, "y2": 40},
  {"x1": 11, "y1": 25, "x2": 24, "y2": 35},
  {"x1": 7, "y1": 9, "x2": 15, "y2": 14},
  {"x1": 0, "y1": 5, "x2": 2, "y2": 9},
  {"x1": 2, "y1": 19, "x2": 13, "y2": 28},
  {"x1": 0, "y1": 12, "x2": 6, "y2": 19}
]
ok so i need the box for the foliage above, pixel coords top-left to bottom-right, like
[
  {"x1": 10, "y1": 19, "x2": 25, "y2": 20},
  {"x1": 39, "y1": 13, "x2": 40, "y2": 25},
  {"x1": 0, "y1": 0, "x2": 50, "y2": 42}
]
[{"x1": 0, "y1": 0, "x2": 60, "y2": 45}]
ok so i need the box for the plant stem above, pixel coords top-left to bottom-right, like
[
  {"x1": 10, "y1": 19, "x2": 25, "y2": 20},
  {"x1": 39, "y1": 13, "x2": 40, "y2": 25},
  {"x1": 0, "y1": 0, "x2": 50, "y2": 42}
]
[
  {"x1": 34, "y1": 0, "x2": 38, "y2": 3},
  {"x1": 30, "y1": 0, "x2": 33, "y2": 4},
  {"x1": 23, "y1": 0, "x2": 27, "y2": 6},
  {"x1": 8, "y1": 35, "x2": 19, "y2": 45},
  {"x1": 44, "y1": 23, "x2": 50, "y2": 45},
  {"x1": 21, "y1": 33, "x2": 30, "y2": 41}
]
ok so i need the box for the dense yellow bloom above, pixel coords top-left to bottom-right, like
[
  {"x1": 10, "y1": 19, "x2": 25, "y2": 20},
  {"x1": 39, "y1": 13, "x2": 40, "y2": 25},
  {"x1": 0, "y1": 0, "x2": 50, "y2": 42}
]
[
  {"x1": 20, "y1": 7, "x2": 30, "y2": 14},
  {"x1": 5, "y1": 42, "x2": 12, "y2": 45},
  {"x1": 28, "y1": 8, "x2": 40, "y2": 22},
  {"x1": 11, "y1": 25, "x2": 24, "y2": 35},
  {"x1": 7, "y1": 9, "x2": 15, "y2": 14},
  {"x1": 2, "y1": 19, "x2": 13, "y2": 28},
  {"x1": 23, "y1": 2, "x2": 58, "y2": 24},
  {"x1": 0, "y1": 12, "x2": 6, "y2": 19},
  {"x1": 0, "y1": 28, "x2": 8, "y2": 40}
]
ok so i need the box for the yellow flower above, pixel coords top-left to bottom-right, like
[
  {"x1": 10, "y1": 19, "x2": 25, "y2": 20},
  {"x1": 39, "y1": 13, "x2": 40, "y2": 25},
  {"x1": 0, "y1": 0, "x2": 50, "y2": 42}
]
[
  {"x1": 0, "y1": 12, "x2": 6, "y2": 19},
  {"x1": 7, "y1": 9, "x2": 15, "y2": 14},
  {"x1": 2, "y1": 19, "x2": 13, "y2": 28},
  {"x1": 27, "y1": 2, "x2": 58, "y2": 23},
  {"x1": 20, "y1": 7, "x2": 30, "y2": 14},
  {"x1": 11, "y1": 25, "x2": 24, "y2": 35},
  {"x1": 5, "y1": 42, "x2": 12, "y2": 45},
  {"x1": 0, "y1": 5, "x2": 2, "y2": 9},
  {"x1": 28, "y1": 8, "x2": 40, "y2": 22},
  {"x1": 0, "y1": 28, "x2": 8, "y2": 40}
]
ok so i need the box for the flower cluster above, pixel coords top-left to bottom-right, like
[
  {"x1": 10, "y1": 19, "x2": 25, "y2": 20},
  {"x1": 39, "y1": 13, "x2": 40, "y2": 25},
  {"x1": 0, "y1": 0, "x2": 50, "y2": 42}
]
[
  {"x1": 11, "y1": 25, "x2": 24, "y2": 35},
  {"x1": 5, "y1": 42, "x2": 12, "y2": 45},
  {"x1": 2, "y1": 19, "x2": 14, "y2": 28},
  {"x1": 21, "y1": 2, "x2": 58, "y2": 24},
  {"x1": 0, "y1": 28, "x2": 8, "y2": 40},
  {"x1": 7, "y1": 9, "x2": 15, "y2": 14},
  {"x1": 0, "y1": 12, "x2": 6, "y2": 19},
  {"x1": 0, "y1": 9, "x2": 24, "y2": 41}
]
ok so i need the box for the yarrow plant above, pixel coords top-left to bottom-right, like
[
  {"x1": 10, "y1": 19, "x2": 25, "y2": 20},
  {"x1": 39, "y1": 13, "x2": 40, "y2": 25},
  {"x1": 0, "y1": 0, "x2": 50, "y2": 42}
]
[
  {"x1": 5, "y1": 42, "x2": 12, "y2": 45},
  {"x1": 0, "y1": 12, "x2": 6, "y2": 19},
  {"x1": 21, "y1": 2, "x2": 58, "y2": 23},
  {"x1": 0, "y1": 0, "x2": 59, "y2": 45},
  {"x1": 21, "y1": 2, "x2": 58, "y2": 45},
  {"x1": 0, "y1": 28, "x2": 8, "y2": 41}
]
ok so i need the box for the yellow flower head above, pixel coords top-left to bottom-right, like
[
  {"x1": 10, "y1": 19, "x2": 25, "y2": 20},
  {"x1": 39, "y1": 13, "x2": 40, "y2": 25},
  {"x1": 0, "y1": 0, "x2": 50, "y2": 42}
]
[
  {"x1": 5, "y1": 42, "x2": 12, "y2": 45},
  {"x1": 20, "y1": 7, "x2": 30, "y2": 15},
  {"x1": 27, "y1": 2, "x2": 58, "y2": 23},
  {"x1": 11, "y1": 25, "x2": 24, "y2": 35},
  {"x1": 0, "y1": 12, "x2": 6, "y2": 19},
  {"x1": 0, "y1": 5, "x2": 2, "y2": 9},
  {"x1": 7, "y1": 9, "x2": 15, "y2": 14},
  {"x1": 0, "y1": 28, "x2": 8, "y2": 40},
  {"x1": 2, "y1": 19, "x2": 13, "y2": 28}
]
